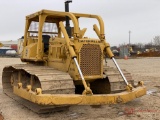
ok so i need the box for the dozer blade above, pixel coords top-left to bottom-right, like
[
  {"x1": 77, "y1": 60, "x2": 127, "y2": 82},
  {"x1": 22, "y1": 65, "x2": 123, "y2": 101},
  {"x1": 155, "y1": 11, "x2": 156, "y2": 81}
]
[{"x1": 13, "y1": 85, "x2": 146, "y2": 105}]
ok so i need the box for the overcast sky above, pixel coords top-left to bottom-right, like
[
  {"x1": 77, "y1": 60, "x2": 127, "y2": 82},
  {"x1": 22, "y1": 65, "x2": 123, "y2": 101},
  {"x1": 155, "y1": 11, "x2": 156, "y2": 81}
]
[{"x1": 0, "y1": 0, "x2": 160, "y2": 46}]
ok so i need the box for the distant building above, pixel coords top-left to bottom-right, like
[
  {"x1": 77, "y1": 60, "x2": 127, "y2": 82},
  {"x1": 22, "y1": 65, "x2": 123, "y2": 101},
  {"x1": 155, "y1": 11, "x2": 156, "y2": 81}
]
[
  {"x1": 0, "y1": 40, "x2": 18, "y2": 56},
  {"x1": 119, "y1": 45, "x2": 129, "y2": 57},
  {"x1": 0, "y1": 40, "x2": 18, "y2": 50}
]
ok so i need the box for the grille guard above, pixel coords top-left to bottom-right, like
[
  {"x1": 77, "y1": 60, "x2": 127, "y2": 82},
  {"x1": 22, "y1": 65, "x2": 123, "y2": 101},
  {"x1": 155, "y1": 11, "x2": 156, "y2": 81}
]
[{"x1": 80, "y1": 44, "x2": 102, "y2": 76}]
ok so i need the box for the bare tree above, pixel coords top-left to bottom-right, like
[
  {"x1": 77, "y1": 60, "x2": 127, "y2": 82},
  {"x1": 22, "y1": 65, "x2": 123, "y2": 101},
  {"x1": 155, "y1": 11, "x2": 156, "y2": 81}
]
[{"x1": 153, "y1": 36, "x2": 160, "y2": 46}]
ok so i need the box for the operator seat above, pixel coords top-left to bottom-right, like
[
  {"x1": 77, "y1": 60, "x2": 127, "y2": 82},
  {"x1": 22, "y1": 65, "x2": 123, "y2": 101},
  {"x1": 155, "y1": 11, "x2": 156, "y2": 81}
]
[{"x1": 42, "y1": 35, "x2": 50, "y2": 52}]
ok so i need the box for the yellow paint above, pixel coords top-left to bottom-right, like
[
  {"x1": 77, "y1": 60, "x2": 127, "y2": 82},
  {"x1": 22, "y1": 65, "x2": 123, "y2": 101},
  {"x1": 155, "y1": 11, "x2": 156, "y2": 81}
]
[{"x1": 13, "y1": 86, "x2": 146, "y2": 105}]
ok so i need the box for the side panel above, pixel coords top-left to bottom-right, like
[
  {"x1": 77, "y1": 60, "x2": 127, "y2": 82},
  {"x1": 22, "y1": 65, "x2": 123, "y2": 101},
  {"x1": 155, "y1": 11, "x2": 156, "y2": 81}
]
[
  {"x1": 23, "y1": 43, "x2": 38, "y2": 59},
  {"x1": 48, "y1": 38, "x2": 67, "y2": 70}
]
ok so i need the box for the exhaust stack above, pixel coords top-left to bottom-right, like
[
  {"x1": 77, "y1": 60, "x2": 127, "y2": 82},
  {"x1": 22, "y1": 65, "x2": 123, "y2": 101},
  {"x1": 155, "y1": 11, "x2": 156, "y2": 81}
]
[{"x1": 65, "y1": 0, "x2": 72, "y2": 37}]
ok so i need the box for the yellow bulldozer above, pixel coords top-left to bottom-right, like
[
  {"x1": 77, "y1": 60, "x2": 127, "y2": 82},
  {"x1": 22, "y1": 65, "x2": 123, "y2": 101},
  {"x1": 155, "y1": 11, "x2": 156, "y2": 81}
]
[
  {"x1": 0, "y1": 42, "x2": 3, "y2": 47},
  {"x1": 2, "y1": 1, "x2": 146, "y2": 113}
]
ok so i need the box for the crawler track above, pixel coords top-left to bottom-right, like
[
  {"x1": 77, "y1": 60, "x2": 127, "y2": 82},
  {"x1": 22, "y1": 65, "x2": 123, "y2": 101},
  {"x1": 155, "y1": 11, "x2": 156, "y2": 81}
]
[
  {"x1": 2, "y1": 64, "x2": 75, "y2": 113},
  {"x1": 104, "y1": 66, "x2": 134, "y2": 92}
]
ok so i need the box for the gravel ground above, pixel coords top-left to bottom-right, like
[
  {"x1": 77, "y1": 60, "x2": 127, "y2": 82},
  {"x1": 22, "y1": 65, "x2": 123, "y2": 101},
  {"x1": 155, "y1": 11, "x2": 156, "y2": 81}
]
[{"x1": 0, "y1": 57, "x2": 160, "y2": 120}]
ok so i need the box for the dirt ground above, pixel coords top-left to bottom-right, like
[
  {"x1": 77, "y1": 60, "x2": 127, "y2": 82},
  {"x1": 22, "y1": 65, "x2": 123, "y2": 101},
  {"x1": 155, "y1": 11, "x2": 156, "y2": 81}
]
[{"x1": 0, "y1": 57, "x2": 160, "y2": 120}]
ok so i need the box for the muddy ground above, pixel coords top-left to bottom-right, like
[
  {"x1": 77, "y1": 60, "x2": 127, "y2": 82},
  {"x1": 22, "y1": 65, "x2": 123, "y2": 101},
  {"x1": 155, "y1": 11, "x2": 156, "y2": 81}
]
[{"x1": 0, "y1": 57, "x2": 160, "y2": 120}]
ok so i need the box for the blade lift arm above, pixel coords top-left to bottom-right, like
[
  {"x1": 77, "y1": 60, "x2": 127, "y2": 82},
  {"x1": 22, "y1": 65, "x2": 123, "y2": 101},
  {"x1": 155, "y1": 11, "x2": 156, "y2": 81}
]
[
  {"x1": 59, "y1": 21, "x2": 93, "y2": 95},
  {"x1": 75, "y1": 25, "x2": 132, "y2": 92},
  {"x1": 93, "y1": 24, "x2": 133, "y2": 91},
  {"x1": 105, "y1": 42, "x2": 133, "y2": 91}
]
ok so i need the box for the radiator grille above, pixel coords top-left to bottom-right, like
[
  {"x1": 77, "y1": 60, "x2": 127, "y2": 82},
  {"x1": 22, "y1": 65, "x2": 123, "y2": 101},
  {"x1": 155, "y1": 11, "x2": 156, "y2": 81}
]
[{"x1": 80, "y1": 44, "x2": 102, "y2": 76}]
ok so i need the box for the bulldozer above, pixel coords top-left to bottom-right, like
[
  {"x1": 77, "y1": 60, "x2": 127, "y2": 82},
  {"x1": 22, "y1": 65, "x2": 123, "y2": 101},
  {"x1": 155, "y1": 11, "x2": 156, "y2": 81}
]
[
  {"x1": 2, "y1": 1, "x2": 146, "y2": 113},
  {"x1": 0, "y1": 42, "x2": 3, "y2": 47}
]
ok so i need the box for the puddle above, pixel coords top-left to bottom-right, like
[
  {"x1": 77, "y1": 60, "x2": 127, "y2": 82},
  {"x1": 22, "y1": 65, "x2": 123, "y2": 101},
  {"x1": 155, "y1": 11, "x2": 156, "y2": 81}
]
[
  {"x1": 147, "y1": 89, "x2": 158, "y2": 95},
  {"x1": 117, "y1": 111, "x2": 125, "y2": 116},
  {"x1": 67, "y1": 112, "x2": 80, "y2": 119}
]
